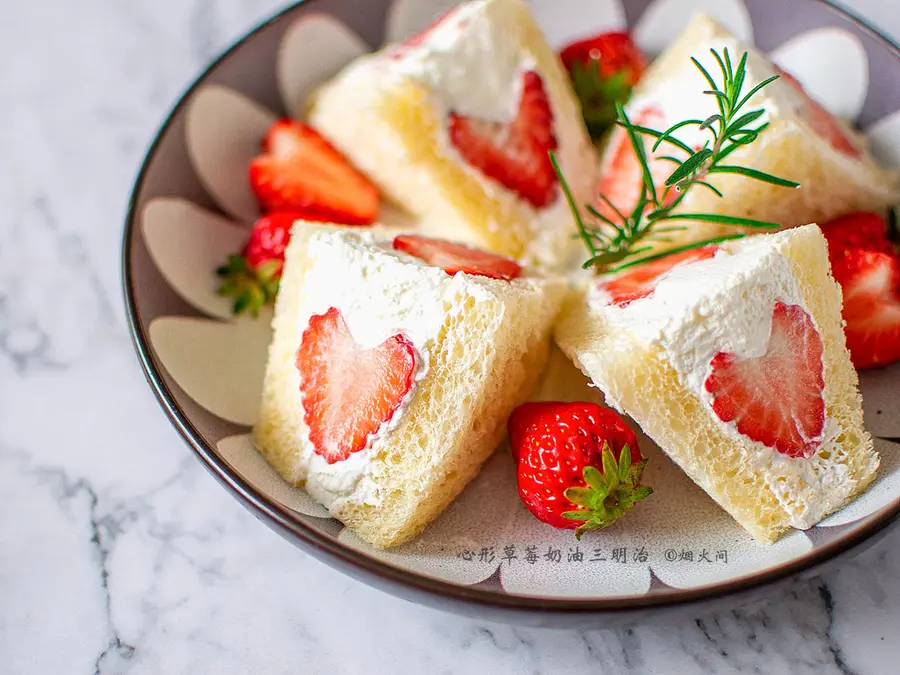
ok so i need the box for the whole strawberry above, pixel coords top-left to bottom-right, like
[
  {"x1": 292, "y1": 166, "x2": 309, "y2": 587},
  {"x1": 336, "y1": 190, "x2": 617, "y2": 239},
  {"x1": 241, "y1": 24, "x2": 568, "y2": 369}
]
[
  {"x1": 559, "y1": 32, "x2": 646, "y2": 138},
  {"x1": 508, "y1": 402, "x2": 652, "y2": 537},
  {"x1": 217, "y1": 211, "x2": 305, "y2": 316}
]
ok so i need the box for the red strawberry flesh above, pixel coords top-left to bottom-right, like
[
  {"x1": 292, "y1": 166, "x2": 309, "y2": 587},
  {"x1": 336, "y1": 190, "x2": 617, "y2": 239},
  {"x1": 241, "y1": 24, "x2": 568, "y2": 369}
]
[
  {"x1": 250, "y1": 120, "x2": 379, "y2": 225},
  {"x1": 242, "y1": 211, "x2": 306, "y2": 272},
  {"x1": 821, "y1": 212, "x2": 900, "y2": 369},
  {"x1": 835, "y1": 249, "x2": 900, "y2": 369},
  {"x1": 594, "y1": 106, "x2": 674, "y2": 224},
  {"x1": 449, "y1": 70, "x2": 558, "y2": 209},
  {"x1": 598, "y1": 246, "x2": 719, "y2": 307},
  {"x1": 297, "y1": 307, "x2": 417, "y2": 463},
  {"x1": 704, "y1": 302, "x2": 825, "y2": 458},
  {"x1": 560, "y1": 31, "x2": 646, "y2": 86},
  {"x1": 393, "y1": 234, "x2": 522, "y2": 280}
]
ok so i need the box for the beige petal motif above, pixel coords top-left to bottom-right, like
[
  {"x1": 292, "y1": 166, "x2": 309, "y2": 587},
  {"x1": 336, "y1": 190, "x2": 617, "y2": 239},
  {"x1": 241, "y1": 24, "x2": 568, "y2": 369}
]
[
  {"x1": 337, "y1": 449, "x2": 521, "y2": 587},
  {"x1": 384, "y1": 0, "x2": 461, "y2": 44},
  {"x1": 277, "y1": 13, "x2": 369, "y2": 117},
  {"x1": 149, "y1": 315, "x2": 271, "y2": 426},
  {"x1": 633, "y1": 0, "x2": 752, "y2": 56},
  {"x1": 866, "y1": 110, "x2": 900, "y2": 169},
  {"x1": 769, "y1": 28, "x2": 868, "y2": 121},
  {"x1": 526, "y1": 0, "x2": 626, "y2": 50},
  {"x1": 859, "y1": 365, "x2": 900, "y2": 439},
  {"x1": 186, "y1": 85, "x2": 276, "y2": 223},
  {"x1": 142, "y1": 198, "x2": 249, "y2": 320}
]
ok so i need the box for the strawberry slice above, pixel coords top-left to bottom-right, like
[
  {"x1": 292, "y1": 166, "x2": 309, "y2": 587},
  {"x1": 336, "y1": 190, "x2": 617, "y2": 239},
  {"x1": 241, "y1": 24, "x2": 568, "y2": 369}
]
[
  {"x1": 250, "y1": 120, "x2": 379, "y2": 225},
  {"x1": 704, "y1": 302, "x2": 825, "y2": 459},
  {"x1": 833, "y1": 249, "x2": 900, "y2": 369},
  {"x1": 821, "y1": 212, "x2": 900, "y2": 369},
  {"x1": 775, "y1": 67, "x2": 860, "y2": 158},
  {"x1": 393, "y1": 234, "x2": 523, "y2": 280},
  {"x1": 297, "y1": 307, "x2": 417, "y2": 463},
  {"x1": 449, "y1": 70, "x2": 558, "y2": 209},
  {"x1": 598, "y1": 246, "x2": 719, "y2": 307},
  {"x1": 594, "y1": 106, "x2": 674, "y2": 224}
]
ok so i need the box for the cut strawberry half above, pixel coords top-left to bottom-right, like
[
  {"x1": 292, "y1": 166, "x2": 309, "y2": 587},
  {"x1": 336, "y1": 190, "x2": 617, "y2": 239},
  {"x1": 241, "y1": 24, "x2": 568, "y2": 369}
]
[
  {"x1": 449, "y1": 70, "x2": 558, "y2": 209},
  {"x1": 821, "y1": 212, "x2": 896, "y2": 262},
  {"x1": 775, "y1": 66, "x2": 861, "y2": 158},
  {"x1": 598, "y1": 246, "x2": 719, "y2": 307},
  {"x1": 296, "y1": 307, "x2": 417, "y2": 463},
  {"x1": 834, "y1": 249, "x2": 900, "y2": 369},
  {"x1": 250, "y1": 120, "x2": 379, "y2": 225},
  {"x1": 594, "y1": 106, "x2": 674, "y2": 224},
  {"x1": 820, "y1": 212, "x2": 900, "y2": 369},
  {"x1": 704, "y1": 302, "x2": 825, "y2": 459},
  {"x1": 393, "y1": 234, "x2": 523, "y2": 280}
]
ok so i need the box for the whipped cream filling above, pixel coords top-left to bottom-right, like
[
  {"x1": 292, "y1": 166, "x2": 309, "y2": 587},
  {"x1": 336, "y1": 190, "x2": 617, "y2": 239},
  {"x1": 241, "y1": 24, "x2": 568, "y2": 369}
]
[
  {"x1": 591, "y1": 233, "x2": 838, "y2": 528},
  {"x1": 291, "y1": 231, "x2": 498, "y2": 512}
]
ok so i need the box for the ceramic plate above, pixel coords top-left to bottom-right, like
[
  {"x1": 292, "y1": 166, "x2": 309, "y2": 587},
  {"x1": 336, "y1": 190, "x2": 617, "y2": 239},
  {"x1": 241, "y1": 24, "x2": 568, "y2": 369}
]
[{"x1": 123, "y1": 0, "x2": 900, "y2": 624}]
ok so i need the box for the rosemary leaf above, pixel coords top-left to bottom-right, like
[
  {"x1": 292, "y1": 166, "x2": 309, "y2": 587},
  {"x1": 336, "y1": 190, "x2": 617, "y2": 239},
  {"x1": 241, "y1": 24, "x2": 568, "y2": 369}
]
[
  {"x1": 731, "y1": 52, "x2": 749, "y2": 107},
  {"x1": 624, "y1": 123, "x2": 695, "y2": 155},
  {"x1": 585, "y1": 203, "x2": 622, "y2": 231},
  {"x1": 618, "y1": 103, "x2": 658, "y2": 206},
  {"x1": 725, "y1": 109, "x2": 765, "y2": 137},
  {"x1": 550, "y1": 151, "x2": 598, "y2": 256},
  {"x1": 659, "y1": 213, "x2": 782, "y2": 229},
  {"x1": 696, "y1": 180, "x2": 725, "y2": 198},
  {"x1": 729, "y1": 129, "x2": 759, "y2": 145},
  {"x1": 711, "y1": 49, "x2": 730, "y2": 96},
  {"x1": 736, "y1": 75, "x2": 780, "y2": 112},
  {"x1": 708, "y1": 165, "x2": 800, "y2": 188},
  {"x1": 665, "y1": 148, "x2": 714, "y2": 186},
  {"x1": 593, "y1": 194, "x2": 628, "y2": 224},
  {"x1": 653, "y1": 119, "x2": 706, "y2": 152},
  {"x1": 648, "y1": 225, "x2": 689, "y2": 233},
  {"x1": 606, "y1": 234, "x2": 746, "y2": 274}
]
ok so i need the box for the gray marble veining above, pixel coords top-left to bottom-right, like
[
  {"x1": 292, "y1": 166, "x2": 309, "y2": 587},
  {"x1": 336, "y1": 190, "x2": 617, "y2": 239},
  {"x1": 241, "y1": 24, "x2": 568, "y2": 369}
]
[{"x1": 1, "y1": 1, "x2": 899, "y2": 673}]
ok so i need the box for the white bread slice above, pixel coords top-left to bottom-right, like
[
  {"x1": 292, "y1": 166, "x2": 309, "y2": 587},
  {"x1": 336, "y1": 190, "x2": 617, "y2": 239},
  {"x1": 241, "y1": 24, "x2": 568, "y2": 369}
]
[
  {"x1": 597, "y1": 14, "x2": 898, "y2": 250},
  {"x1": 307, "y1": 0, "x2": 595, "y2": 270},
  {"x1": 254, "y1": 222, "x2": 567, "y2": 548},
  {"x1": 554, "y1": 225, "x2": 878, "y2": 543}
]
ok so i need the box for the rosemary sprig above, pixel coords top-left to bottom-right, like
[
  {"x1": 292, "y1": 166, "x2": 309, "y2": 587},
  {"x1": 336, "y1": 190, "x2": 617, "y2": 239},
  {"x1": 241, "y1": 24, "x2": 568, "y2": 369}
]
[{"x1": 555, "y1": 47, "x2": 800, "y2": 274}]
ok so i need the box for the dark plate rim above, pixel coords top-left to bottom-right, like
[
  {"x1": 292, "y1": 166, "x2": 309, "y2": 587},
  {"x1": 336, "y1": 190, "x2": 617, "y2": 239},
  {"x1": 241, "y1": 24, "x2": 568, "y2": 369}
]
[{"x1": 122, "y1": 0, "x2": 900, "y2": 616}]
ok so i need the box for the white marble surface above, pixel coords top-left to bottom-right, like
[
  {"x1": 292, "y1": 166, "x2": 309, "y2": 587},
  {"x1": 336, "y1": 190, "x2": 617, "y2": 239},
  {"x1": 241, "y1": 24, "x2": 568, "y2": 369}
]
[{"x1": 2, "y1": 0, "x2": 900, "y2": 673}]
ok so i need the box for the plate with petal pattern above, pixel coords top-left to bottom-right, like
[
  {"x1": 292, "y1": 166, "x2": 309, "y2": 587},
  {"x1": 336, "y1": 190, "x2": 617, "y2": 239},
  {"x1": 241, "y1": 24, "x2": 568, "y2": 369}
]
[{"x1": 123, "y1": 0, "x2": 900, "y2": 624}]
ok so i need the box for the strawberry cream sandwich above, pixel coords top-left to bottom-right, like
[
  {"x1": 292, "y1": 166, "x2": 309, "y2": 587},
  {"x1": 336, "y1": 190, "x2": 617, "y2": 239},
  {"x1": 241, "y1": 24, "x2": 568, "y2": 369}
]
[
  {"x1": 555, "y1": 225, "x2": 878, "y2": 543},
  {"x1": 254, "y1": 222, "x2": 566, "y2": 548},
  {"x1": 306, "y1": 0, "x2": 596, "y2": 269}
]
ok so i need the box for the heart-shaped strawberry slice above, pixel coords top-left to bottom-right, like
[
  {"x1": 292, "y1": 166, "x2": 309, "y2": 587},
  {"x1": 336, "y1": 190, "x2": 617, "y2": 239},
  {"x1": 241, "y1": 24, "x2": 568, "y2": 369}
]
[
  {"x1": 704, "y1": 302, "x2": 825, "y2": 459},
  {"x1": 297, "y1": 307, "x2": 417, "y2": 463},
  {"x1": 448, "y1": 70, "x2": 559, "y2": 209}
]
